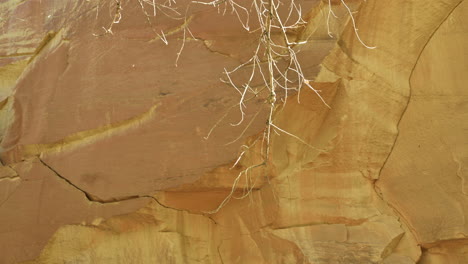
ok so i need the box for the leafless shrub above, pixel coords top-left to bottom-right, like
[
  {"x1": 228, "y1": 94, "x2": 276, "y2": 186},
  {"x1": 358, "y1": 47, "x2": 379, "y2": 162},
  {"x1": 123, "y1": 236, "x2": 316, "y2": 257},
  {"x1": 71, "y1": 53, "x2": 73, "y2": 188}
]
[{"x1": 198, "y1": 0, "x2": 375, "y2": 213}]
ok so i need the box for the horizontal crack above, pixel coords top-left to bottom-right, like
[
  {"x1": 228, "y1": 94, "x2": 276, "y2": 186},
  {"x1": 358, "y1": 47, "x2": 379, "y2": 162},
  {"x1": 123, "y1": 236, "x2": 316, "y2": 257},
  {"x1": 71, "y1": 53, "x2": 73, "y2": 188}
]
[{"x1": 37, "y1": 157, "x2": 217, "y2": 225}]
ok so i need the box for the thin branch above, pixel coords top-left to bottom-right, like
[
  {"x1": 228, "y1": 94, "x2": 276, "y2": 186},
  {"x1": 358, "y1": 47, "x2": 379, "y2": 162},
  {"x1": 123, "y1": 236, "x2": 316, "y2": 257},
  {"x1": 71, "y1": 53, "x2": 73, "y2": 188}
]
[{"x1": 270, "y1": 123, "x2": 326, "y2": 152}]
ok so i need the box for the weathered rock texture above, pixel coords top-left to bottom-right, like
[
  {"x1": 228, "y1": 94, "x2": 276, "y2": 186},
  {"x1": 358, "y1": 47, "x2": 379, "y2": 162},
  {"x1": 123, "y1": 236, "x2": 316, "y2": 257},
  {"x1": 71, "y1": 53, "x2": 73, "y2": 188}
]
[{"x1": 0, "y1": 0, "x2": 466, "y2": 263}]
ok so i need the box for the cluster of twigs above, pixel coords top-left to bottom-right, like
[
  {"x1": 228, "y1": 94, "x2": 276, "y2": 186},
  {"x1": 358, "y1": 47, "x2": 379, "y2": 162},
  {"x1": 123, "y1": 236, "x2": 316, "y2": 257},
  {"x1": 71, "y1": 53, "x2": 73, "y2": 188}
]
[
  {"x1": 92, "y1": 0, "x2": 375, "y2": 213},
  {"x1": 198, "y1": 0, "x2": 375, "y2": 213},
  {"x1": 92, "y1": 0, "x2": 123, "y2": 36},
  {"x1": 93, "y1": 0, "x2": 186, "y2": 40}
]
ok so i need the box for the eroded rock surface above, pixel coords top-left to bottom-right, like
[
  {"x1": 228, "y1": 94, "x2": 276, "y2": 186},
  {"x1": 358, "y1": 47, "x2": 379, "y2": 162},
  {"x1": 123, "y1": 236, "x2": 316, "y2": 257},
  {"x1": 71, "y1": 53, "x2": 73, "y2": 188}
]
[
  {"x1": 376, "y1": 0, "x2": 468, "y2": 259},
  {"x1": 0, "y1": 0, "x2": 466, "y2": 263}
]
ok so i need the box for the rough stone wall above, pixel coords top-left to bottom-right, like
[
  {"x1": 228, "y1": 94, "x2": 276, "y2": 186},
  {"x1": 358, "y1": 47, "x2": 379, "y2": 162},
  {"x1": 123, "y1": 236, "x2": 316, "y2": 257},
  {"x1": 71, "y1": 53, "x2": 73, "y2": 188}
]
[{"x1": 0, "y1": 0, "x2": 466, "y2": 263}]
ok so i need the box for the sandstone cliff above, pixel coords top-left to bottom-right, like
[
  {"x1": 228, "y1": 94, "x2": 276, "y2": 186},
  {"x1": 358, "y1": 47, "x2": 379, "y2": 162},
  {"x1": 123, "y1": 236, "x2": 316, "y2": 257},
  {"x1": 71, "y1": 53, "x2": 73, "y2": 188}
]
[{"x1": 0, "y1": 0, "x2": 467, "y2": 263}]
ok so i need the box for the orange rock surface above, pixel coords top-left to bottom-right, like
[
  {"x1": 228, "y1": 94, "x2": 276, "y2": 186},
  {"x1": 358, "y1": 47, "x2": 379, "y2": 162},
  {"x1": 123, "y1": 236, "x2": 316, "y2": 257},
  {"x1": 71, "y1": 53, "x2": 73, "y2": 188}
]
[{"x1": 0, "y1": 0, "x2": 466, "y2": 263}]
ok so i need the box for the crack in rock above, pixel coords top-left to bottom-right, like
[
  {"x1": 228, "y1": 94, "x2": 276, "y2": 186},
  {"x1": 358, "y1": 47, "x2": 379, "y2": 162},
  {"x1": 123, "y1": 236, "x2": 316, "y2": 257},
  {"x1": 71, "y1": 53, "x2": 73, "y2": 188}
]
[{"x1": 37, "y1": 157, "x2": 218, "y2": 225}]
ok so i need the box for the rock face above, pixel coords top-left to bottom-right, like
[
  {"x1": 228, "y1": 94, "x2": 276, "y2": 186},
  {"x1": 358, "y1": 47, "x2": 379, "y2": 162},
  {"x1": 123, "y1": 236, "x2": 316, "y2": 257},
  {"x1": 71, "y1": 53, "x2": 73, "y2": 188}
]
[{"x1": 0, "y1": 0, "x2": 466, "y2": 263}]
